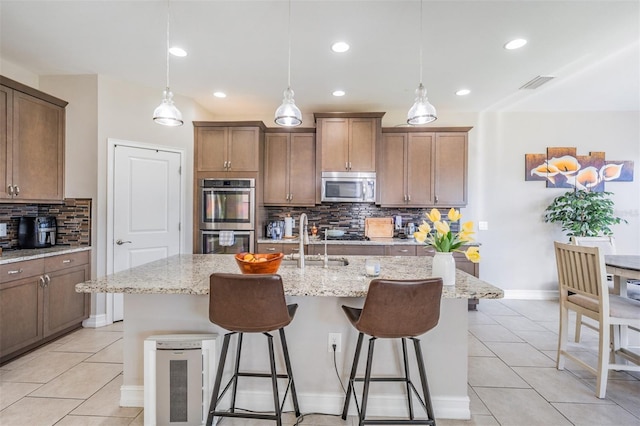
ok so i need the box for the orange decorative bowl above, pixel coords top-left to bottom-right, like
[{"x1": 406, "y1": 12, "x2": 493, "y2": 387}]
[{"x1": 234, "y1": 252, "x2": 284, "y2": 274}]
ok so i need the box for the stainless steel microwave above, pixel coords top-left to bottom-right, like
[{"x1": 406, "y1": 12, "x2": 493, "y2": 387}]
[{"x1": 321, "y1": 172, "x2": 376, "y2": 203}]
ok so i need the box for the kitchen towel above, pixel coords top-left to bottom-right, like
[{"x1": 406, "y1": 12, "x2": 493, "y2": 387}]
[{"x1": 219, "y1": 231, "x2": 235, "y2": 247}]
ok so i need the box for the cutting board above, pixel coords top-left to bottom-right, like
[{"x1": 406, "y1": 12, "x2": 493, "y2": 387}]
[{"x1": 365, "y1": 217, "x2": 394, "y2": 238}]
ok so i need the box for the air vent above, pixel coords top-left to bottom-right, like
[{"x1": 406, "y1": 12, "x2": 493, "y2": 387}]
[{"x1": 519, "y1": 75, "x2": 555, "y2": 90}]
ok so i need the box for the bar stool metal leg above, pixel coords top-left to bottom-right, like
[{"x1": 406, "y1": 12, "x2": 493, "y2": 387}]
[
  {"x1": 412, "y1": 337, "x2": 435, "y2": 423},
  {"x1": 279, "y1": 328, "x2": 301, "y2": 417},
  {"x1": 342, "y1": 332, "x2": 365, "y2": 420},
  {"x1": 230, "y1": 332, "x2": 243, "y2": 413},
  {"x1": 401, "y1": 337, "x2": 415, "y2": 420},
  {"x1": 359, "y1": 337, "x2": 377, "y2": 426},
  {"x1": 266, "y1": 332, "x2": 282, "y2": 426},
  {"x1": 206, "y1": 332, "x2": 233, "y2": 426}
]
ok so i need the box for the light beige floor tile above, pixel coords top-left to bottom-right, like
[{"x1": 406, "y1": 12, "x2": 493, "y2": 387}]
[
  {"x1": 537, "y1": 320, "x2": 561, "y2": 333},
  {"x1": 86, "y1": 338, "x2": 124, "y2": 363},
  {"x1": 71, "y1": 375, "x2": 141, "y2": 418},
  {"x1": 582, "y1": 376, "x2": 640, "y2": 417},
  {"x1": 468, "y1": 324, "x2": 524, "y2": 343},
  {"x1": 543, "y1": 349, "x2": 638, "y2": 381},
  {"x1": 484, "y1": 342, "x2": 555, "y2": 367},
  {"x1": 53, "y1": 330, "x2": 122, "y2": 353},
  {"x1": 98, "y1": 321, "x2": 124, "y2": 332},
  {"x1": 499, "y1": 299, "x2": 560, "y2": 322},
  {"x1": 468, "y1": 385, "x2": 491, "y2": 415},
  {"x1": 468, "y1": 357, "x2": 529, "y2": 388},
  {"x1": 552, "y1": 402, "x2": 640, "y2": 426},
  {"x1": 0, "y1": 351, "x2": 90, "y2": 383},
  {"x1": 511, "y1": 330, "x2": 560, "y2": 351},
  {"x1": 0, "y1": 396, "x2": 82, "y2": 426},
  {"x1": 129, "y1": 411, "x2": 144, "y2": 426},
  {"x1": 467, "y1": 311, "x2": 498, "y2": 325},
  {"x1": 436, "y1": 414, "x2": 499, "y2": 425},
  {"x1": 468, "y1": 334, "x2": 494, "y2": 357},
  {"x1": 0, "y1": 341, "x2": 64, "y2": 371},
  {"x1": 0, "y1": 381, "x2": 41, "y2": 410},
  {"x1": 56, "y1": 414, "x2": 133, "y2": 425},
  {"x1": 492, "y1": 315, "x2": 548, "y2": 332},
  {"x1": 474, "y1": 387, "x2": 572, "y2": 426},
  {"x1": 53, "y1": 327, "x2": 94, "y2": 345},
  {"x1": 476, "y1": 300, "x2": 520, "y2": 316},
  {"x1": 512, "y1": 366, "x2": 615, "y2": 404},
  {"x1": 30, "y1": 362, "x2": 122, "y2": 399}
]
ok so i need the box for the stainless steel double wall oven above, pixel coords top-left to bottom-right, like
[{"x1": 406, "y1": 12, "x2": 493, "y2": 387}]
[{"x1": 199, "y1": 178, "x2": 255, "y2": 254}]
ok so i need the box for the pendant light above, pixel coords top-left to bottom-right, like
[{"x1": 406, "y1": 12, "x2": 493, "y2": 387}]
[
  {"x1": 407, "y1": 0, "x2": 437, "y2": 125},
  {"x1": 153, "y1": 0, "x2": 183, "y2": 127},
  {"x1": 275, "y1": 0, "x2": 302, "y2": 127}
]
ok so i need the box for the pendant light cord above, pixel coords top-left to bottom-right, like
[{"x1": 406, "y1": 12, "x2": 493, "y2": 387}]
[
  {"x1": 287, "y1": 0, "x2": 292, "y2": 88},
  {"x1": 165, "y1": 0, "x2": 171, "y2": 90},
  {"x1": 419, "y1": 0, "x2": 423, "y2": 86}
]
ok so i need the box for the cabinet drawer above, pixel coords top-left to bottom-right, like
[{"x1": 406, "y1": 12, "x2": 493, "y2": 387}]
[
  {"x1": 0, "y1": 259, "x2": 45, "y2": 284},
  {"x1": 257, "y1": 243, "x2": 304, "y2": 256},
  {"x1": 45, "y1": 250, "x2": 90, "y2": 272},
  {"x1": 385, "y1": 245, "x2": 417, "y2": 256}
]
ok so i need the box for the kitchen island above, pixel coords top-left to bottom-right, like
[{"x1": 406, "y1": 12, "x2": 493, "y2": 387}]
[{"x1": 76, "y1": 254, "x2": 503, "y2": 420}]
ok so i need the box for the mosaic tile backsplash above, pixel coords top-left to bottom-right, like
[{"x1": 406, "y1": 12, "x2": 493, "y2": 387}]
[
  {"x1": 0, "y1": 199, "x2": 91, "y2": 249},
  {"x1": 264, "y1": 204, "x2": 461, "y2": 237}
]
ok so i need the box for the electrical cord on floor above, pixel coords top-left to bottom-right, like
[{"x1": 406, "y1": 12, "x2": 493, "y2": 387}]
[{"x1": 332, "y1": 343, "x2": 348, "y2": 396}]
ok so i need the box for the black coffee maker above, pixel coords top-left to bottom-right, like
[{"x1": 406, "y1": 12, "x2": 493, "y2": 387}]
[{"x1": 18, "y1": 216, "x2": 57, "y2": 249}]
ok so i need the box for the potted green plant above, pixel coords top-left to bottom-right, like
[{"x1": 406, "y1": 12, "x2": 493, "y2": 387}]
[{"x1": 543, "y1": 189, "x2": 627, "y2": 237}]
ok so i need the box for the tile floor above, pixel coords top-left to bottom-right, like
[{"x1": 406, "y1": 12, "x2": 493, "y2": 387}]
[{"x1": 1, "y1": 299, "x2": 639, "y2": 425}]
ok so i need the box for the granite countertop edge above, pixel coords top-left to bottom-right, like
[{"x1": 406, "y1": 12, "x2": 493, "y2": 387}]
[{"x1": 0, "y1": 246, "x2": 91, "y2": 264}]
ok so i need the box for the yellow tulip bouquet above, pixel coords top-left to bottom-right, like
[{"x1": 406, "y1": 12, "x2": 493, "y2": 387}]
[{"x1": 413, "y1": 208, "x2": 480, "y2": 263}]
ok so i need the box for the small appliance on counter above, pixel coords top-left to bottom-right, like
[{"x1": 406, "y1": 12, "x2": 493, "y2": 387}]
[{"x1": 18, "y1": 216, "x2": 57, "y2": 249}]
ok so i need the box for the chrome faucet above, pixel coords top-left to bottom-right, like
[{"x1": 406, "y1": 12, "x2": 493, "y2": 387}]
[{"x1": 298, "y1": 213, "x2": 308, "y2": 269}]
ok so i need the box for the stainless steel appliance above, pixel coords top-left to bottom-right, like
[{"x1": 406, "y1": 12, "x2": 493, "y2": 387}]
[
  {"x1": 18, "y1": 216, "x2": 57, "y2": 249},
  {"x1": 200, "y1": 178, "x2": 255, "y2": 230},
  {"x1": 321, "y1": 172, "x2": 376, "y2": 203},
  {"x1": 201, "y1": 230, "x2": 254, "y2": 254}
]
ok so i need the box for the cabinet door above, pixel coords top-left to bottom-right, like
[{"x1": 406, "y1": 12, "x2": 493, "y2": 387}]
[
  {"x1": 13, "y1": 91, "x2": 64, "y2": 202},
  {"x1": 434, "y1": 133, "x2": 467, "y2": 206},
  {"x1": 196, "y1": 127, "x2": 228, "y2": 172},
  {"x1": 0, "y1": 275, "x2": 44, "y2": 361},
  {"x1": 406, "y1": 133, "x2": 434, "y2": 206},
  {"x1": 43, "y1": 264, "x2": 90, "y2": 337},
  {"x1": 348, "y1": 118, "x2": 376, "y2": 172},
  {"x1": 264, "y1": 133, "x2": 289, "y2": 204},
  {"x1": 379, "y1": 133, "x2": 407, "y2": 206},
  {"x1": 385, "y1": 245, "x2": 416, "y2": 256},
  {"x1": 319, "y1": 118, "x2": 349, "y2": 171},
  {"x1": 0, "y1": 86, "x2": 12, "y2": 200},
  {"x1": 326, "y1": 245, "x2": 385, "y2": 256},
  {"x1": 288, "y1": 133, "x2": 316, "y2": 206},
  {"x1": 227, "y1": 127, "x2": 260, "y2": 172}
]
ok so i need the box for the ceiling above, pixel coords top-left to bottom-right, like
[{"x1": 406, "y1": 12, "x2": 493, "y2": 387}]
[{"x1": 1, "y1": 0, "x2": 638, "y2": 126}]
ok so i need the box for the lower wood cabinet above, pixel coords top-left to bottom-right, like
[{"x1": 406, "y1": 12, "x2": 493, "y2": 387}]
[
  {"x1": 309, "y1": 244, "x2": 385, "y2": 256},
  {"x1": 257, "y1": 243, "x2": 306, "y2": 256},
  {"x1": 0, "y1": 250, "x2": 90, "y2": 364}
]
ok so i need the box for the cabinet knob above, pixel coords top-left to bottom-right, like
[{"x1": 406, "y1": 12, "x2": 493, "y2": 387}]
[
  {"x1": 345, "y1": 162, "x2": 349, "y2": 170},
  {"x1": 400, "y1": 249, "x2": 408, "y2": 253},
  {"x1": 7, "y1": 269, "x2": 23, "y2": 275},
  {"x1": 267, "y1": 247, "x2": 276, "y2": 251},
  {"x1": 227, "y1": 161, "x2": 231, "y2": 170},
  {"x1": 407, "y1": 194, "x2": 411, "y2": 202},
  {"x1": 44, "y1": 274, "x2": 51, "y2": 286},
  {"x1": 62, "y1": 259, "x2": 73, "y2": 264},
  {"x1": 39, "y1": 276, "x2": 46, "y2": 287},
  {"x1": 13, "y1": 186, "x2": 19, "y2": 196},
  {"x1": 435, "y1": 195, "x2": 438, "y2": 203},
  {"x1": 289, "y1": 193, "x2": 293, "y2": 201},
  {"x1": 7, "y1": 185, "x2": 13, "y2": 196}
]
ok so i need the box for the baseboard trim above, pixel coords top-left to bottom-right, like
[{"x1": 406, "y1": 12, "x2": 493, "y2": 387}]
[
  {"x1": 122, "y1": 387, "x2": 470, "y2": 420},
  {"x1": 82, "y1": 314, "x2": 110, "y2": 328},
  {"x1": 503, "y1": 289, "x2": 558, "y2": 300}
]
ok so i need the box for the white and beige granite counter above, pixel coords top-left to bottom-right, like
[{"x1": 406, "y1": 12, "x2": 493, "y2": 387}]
[
  {"x1": 0, "y1": 246, "x2": 91, "y2": 264},
  {"x1": 75, "y1": 253, "x2": 502, "y2": 299}
]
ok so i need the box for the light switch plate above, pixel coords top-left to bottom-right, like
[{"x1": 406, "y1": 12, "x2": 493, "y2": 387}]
[{"x1": 0, "y1": 223, "x2": 6, "y2": 237}]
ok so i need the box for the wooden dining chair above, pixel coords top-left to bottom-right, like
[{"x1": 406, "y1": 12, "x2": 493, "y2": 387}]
[
  {"x1": 570, "y1": 236, "x2": 617, "y2": 342},
  {"x1": 554, "y1": 241, "x2": 640, "y2": 398}
]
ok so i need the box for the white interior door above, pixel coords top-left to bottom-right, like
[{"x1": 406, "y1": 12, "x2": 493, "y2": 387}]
[{"x1": 112, "y1": 144, "x2": 182, "y2": 321}]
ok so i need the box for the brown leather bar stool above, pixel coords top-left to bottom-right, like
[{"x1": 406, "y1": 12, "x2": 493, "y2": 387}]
[
  {"x1": 341, "y1": 278, "x2": 443, "y2": 426},
  {"x1": 206, "y1": 273, "x2": 301, "y2": 426}
]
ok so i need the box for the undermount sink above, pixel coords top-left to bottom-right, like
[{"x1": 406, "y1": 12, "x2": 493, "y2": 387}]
[{"x1": 281, "y1": 258, "x2": 349, "y2": 267}]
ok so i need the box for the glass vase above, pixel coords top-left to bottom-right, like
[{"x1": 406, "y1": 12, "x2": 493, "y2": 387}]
[{"x1": 431, "y1": 252, "x2": 456, "y2": 286}]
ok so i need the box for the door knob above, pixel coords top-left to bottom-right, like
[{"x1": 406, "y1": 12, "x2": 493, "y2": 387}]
[{"x1": 116, "y1": 239, "x2": 132, "y2": 245}]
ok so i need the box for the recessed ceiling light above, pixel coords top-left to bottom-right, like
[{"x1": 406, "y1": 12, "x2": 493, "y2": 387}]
[
  {"x1": 332, "y1": 90, "x2": 345, "y2": 97},
  {"x1": 169, "y1": 46, "x2": 187, "y2": 57},
  {"x1": 331, "y1": 41, "x2": 350, "y2": 53},
  {"x1": 213, "y1": 92, "x2": 227, "y2": 98},
  {"x1": 504, "y1": 39, "x2": 527, "y2": 50},
  {"x1": 455, "y1": 89, "x2": 471, "y2": 96}
]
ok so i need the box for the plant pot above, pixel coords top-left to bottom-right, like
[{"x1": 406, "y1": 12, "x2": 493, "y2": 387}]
[{"x1": 431, "y1": 252, "x2": 456, "y2": 286}]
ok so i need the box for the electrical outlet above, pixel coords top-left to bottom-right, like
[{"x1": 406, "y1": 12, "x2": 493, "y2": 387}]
[
  {"x1": 478, "y1": 221, "x2": 489, "y2": 231},
  {"x1": 328, "y1": 333, "x2": 341, "y2": 352},
  {"x1": 0, "y1": 223, "x2": 6, "y2": 237}
]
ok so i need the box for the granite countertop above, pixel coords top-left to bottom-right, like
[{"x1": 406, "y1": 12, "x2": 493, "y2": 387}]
[
  {"x1": 0, "y1": 246, "x2": 91, "y2": 264},
  {"x1": 75, "y1": 254, "x2": 503, "y2": 300}
]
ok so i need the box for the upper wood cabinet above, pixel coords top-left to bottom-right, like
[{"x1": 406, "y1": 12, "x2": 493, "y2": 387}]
[
  {"x1": 194, "y1": 121, "x2": 265, "y2": 173},
  {"x1": 264, "y1": 130, "x2": 316, "y2": 206},
  {"x1": 1, "y1": 76, "x2": 67, "y2": 203},
  {"x1": 315, "y1": 112, "x2": 384, "y2": 172},
  {"x1": 379, "y1": 127, "x2": 471, "y2": 207}
]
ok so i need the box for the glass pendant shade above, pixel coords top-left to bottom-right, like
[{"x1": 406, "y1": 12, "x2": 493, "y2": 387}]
[
  {"x1": 407, "y1": 83, "x2": 437, "y2": 125},
  {"x1": 274, "y1": 87, "x2": 302, "y2": 127},
  {"x1": 153, "y1": 88, "x2": 184, "y2": 127}
]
